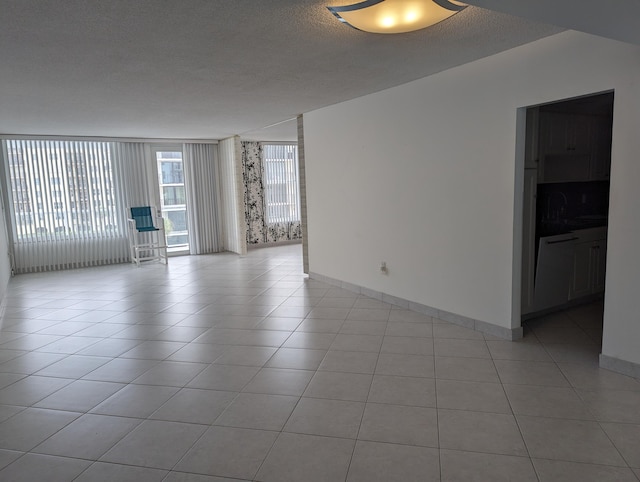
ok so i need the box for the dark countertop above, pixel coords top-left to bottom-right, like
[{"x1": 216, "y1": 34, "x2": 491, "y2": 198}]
[{"x1": 537, "y1": 217, "x2": 607, "y2": 238}]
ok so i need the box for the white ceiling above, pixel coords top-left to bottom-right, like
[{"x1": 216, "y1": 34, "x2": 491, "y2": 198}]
[{"x1": 0, "y1": 1, "x2": 634, "y2": 142}]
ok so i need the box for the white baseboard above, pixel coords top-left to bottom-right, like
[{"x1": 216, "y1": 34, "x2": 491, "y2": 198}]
[
  {"x1": 599, "y1": 354, "x2": 640, "y2": 379},
  {"x1": 309, "y1": 272, "x2": 523, "y2": 341}
]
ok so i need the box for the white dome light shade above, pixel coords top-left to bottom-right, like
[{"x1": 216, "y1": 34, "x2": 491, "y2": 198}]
[{"x1": 328, "y1": 0, "x2": 467, "y2": 34}]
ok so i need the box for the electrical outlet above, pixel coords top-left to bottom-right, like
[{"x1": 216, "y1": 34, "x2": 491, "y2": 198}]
[{"x1": 380, "y1": 261, "x2": 388, "y2": 274}]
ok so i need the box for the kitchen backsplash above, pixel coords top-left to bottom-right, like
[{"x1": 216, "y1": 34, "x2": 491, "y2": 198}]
[{"x1": 537, "y1": 181, "x2": 610, "y2": 223}]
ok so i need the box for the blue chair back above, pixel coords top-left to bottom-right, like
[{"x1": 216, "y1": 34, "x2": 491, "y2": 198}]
[{"x1": 130, "y1": 207, "x2": 159, "y2": 232}]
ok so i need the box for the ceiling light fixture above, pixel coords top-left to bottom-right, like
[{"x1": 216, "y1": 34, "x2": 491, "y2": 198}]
[{"x1": 328, "y1": 0, "x2": 467, "y2": 34}]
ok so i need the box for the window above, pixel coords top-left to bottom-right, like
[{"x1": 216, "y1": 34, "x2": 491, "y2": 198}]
[
  {"x1": 4, "y1": 139, "x2": 119, "y2": 240},
  {"x1": 155, "y1": 149, "x2": 190, "y2": 251},
  {"x1": 262, "y1": 144, "x2": 300, "y2": 224}
]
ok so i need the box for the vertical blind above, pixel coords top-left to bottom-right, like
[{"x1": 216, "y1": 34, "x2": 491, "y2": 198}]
[
  {"x1": 218, "y1": 137, "x2": 246, "y2": 255},
  {"x1": 262, "y1": 144, "x2": 300, "y2": 224},
  {"x1": 183, "y1": 143, "x2": 221, "y2": 255},
  {"x1": 3, "y1": 139, "x2": 130, "y2": 272},
  {"x1": 1, "y1": 139, "x2": 223, "y2": 273}
]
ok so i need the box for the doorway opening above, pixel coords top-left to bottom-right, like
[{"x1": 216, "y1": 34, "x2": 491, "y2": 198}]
[
  {"x1": 153, "y1": 148, "x2": 189, "y2": 254},
  {"x1": 519, "y1": 91, "x2": 614, "y2": 350}
]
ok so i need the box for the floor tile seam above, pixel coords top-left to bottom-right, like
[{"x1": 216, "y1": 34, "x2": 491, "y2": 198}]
[
  {"x1": 570, "y1": 376, "x2": 640, "y2": 392},
  {"x1": 81, "y1": 358, "x2": 164, "y2": 383},
  {"x1": 213, "y1": 397, "x2": 303, "y2": 433},
  {"x1": 487, "y1": 349, "x2": 535, "y2": 464},
  {"x1": 365, "y1": 391, "x2": 437, "y2": 408},
  {"x1": 370, "y1": 370, "x2": 436, "y2": 380},
  {"x1": 433, "y1": 335, "x2": 490, "y2": 342},
  {"x1": 135, "y1": 417, "x2": 217, "y2": 436},
  {"x1": 299, "y1": 389, "x2": 370, "y2": 403},
  {"x1": 594, "y1": 418, "x2": 639, "y2": 469},
  {"x1": 383, "y1": 333, "x2": 433, "y2": 339},
  {"x1": 66, "y1": 327, "x2": 132, "y2": 338},
  {"x1": 80, "y1": 458, "x2": 173, "y2": 477},
  {"x1": 239, "y1": 382, "x2": 313, "y2": 398},
  {"x1": 440, "y1": 446, "x2": 535, "y2": 460},
  {"x1": 556, "y1": 363, "x2": 621, "y2": 392},
  {"x1": 434, "y1": 404, "x2": 516, "y2": 416},
  {"x1": 0, "y1": 335, "x2": 66, "y2": 350},
  {"x1": 315, "y1": 370, "x2": 377, "y2": 380},
  {"x1": 0, "y1": 372, "x2": 28, "y2": 389},
  {"x1": 501, "y1": 404, "x2": 600, "y2": 423},
  {"x1": 127, "y1": 374, "x2": 211, "y2": 389},
  {"x1": 353, "y1": 434, "x2": 442, "y2": 455},
  {"x1": 29, "y1": 417, "x2": 146, "y2": 463},
  {"x1": 360, "y1": 397, "x2": 440, "y2": 412},
  {"x1": 25, "y1": 400, "x2": 109, "y2": 416},
  {"x1": 33, "y1": 328, "x2": 99, "y2": 338},
  {"x1": 0, "y1": 374, "x2": 77, "y2": 406},
  {"x1": 32, "y1": 352, "x2": 117, "y2": 372},
  {"x1": 316, "y1": 367, "x2": 376, "y2": 375},
  {"x1": 565, "y1": 315, "x2": 602, "y2": 345},
  {"x1": 433, "y1": 353, "x2": 494, "y2": 362},
  {"x1": 0, "y1": 366, "x2": 69, "y2": 380},
  {"x1": 0, "y1": 450, "x2": 32, "y2": 476},
  {"x1": 272, "y1": 426, "x2": 364, "y2": 481},
  {"x1": 436, "y1": 376, "x2": 502, "y2": 386},
  {"x1": 10, "y1": 408, "x2": 85, "y2": 454},
  {"x1": 350, "y1": 337, "x2": 383, "y2": 477},
  {"x1": 34, "y1": 335, "x2": 109, "y2": 356},
  {"x1": 431, "y1": 346, "x2": 443, "y2": 482},
  {"x1": 511, "y1": 409, "x2": 638, "y2": 461},
  {"x1": 489, "y1": 378, "x2": 573, "y2": 388},
  {"x1": 530, "y1": 454, "x2": 634, "y2": 470},
  {"x1": 251, "y1": 431, "x2": 332, "y2": 482},
  {"x1": 0, "y1": 407, "x2": 33, "y2": 433}
]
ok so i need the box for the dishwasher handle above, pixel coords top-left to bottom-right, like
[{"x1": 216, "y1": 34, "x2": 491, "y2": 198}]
[{"x1": 546, "y1": 237, "x2": 579, "y2": 245}]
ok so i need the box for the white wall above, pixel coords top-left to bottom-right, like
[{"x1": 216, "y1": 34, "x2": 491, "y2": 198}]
[{"x1": 304, "y1": 31, "x2": 640, "y2": 365}]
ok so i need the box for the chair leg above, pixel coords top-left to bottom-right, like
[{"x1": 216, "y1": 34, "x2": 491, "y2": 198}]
[{"x1": 129, "y1": 228, "x2": 168, "y2": 267}]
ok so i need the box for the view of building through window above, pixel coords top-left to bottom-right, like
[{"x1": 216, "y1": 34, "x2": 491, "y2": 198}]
[
  {"x1": 263, "y1": 144, "x2": 300, "y2": 224},
  {"x1": 4, "y1": 139, "x2": 119, "y2": 240},
  {"x1": 156, "y1": 150, "x2": 189, "y2": 251}
]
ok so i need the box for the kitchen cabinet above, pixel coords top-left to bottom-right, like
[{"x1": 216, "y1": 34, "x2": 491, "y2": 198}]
[
  {"x1": 569, "y1": 230, "x2": 607, "y2": 300},
  {"x1": 537, "y1": 112, "x2": 612, "y2": 183},
  {"x1": 533, "y1": 227, "x2": 607, "y2": 312},
  {"x1": 540, "y1": 112, "x2": 591, "y2": 156},
  {"x1": 570, "y1": 241, "x2": 594, "y2": 299},
  {"x1": 540, "y1": 153, "x2": 591, "y2": 183}
]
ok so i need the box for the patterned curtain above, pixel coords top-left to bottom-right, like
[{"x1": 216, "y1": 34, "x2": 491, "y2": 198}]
[
  {"x1": 241, "y1": 141, "x2": 267, "y2": 244},
  {"x1": 241, "y1": 141, "x2": 302, "y2": 245}
]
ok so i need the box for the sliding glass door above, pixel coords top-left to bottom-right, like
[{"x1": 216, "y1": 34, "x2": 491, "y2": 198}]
[{"x1": 153, "y1": 147, "x2": 189, "y2": 254}]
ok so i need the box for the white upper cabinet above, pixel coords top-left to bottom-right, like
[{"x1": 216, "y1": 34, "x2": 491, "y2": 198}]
[
  {"x1": 537, "y1": 112, "x2": 612, "y2": 183},
  {"x1": 541, "y1": 112, "x2": 590, "y2": 155}
]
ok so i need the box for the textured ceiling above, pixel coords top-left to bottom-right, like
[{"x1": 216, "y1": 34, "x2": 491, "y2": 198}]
[
  {"x1": 464, "y1": 0, "x2": 640, "y2": 46},
  {"x1": 0, "y1": 0, "x2": 626, "y2": 142}
]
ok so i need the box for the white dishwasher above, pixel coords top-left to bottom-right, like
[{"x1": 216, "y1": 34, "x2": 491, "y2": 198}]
[{"x1": 533, "y1": 233, "x2": 579, "y2": 312}]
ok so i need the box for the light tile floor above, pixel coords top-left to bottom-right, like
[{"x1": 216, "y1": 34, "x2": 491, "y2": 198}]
[{"x1": 0, "y1": 244, "x2": 637, "y2": 481}]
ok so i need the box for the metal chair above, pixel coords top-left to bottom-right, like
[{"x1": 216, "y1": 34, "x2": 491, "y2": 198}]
[{"x1": 127, "y1": 206, "x2": 168, "y2": 266}]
